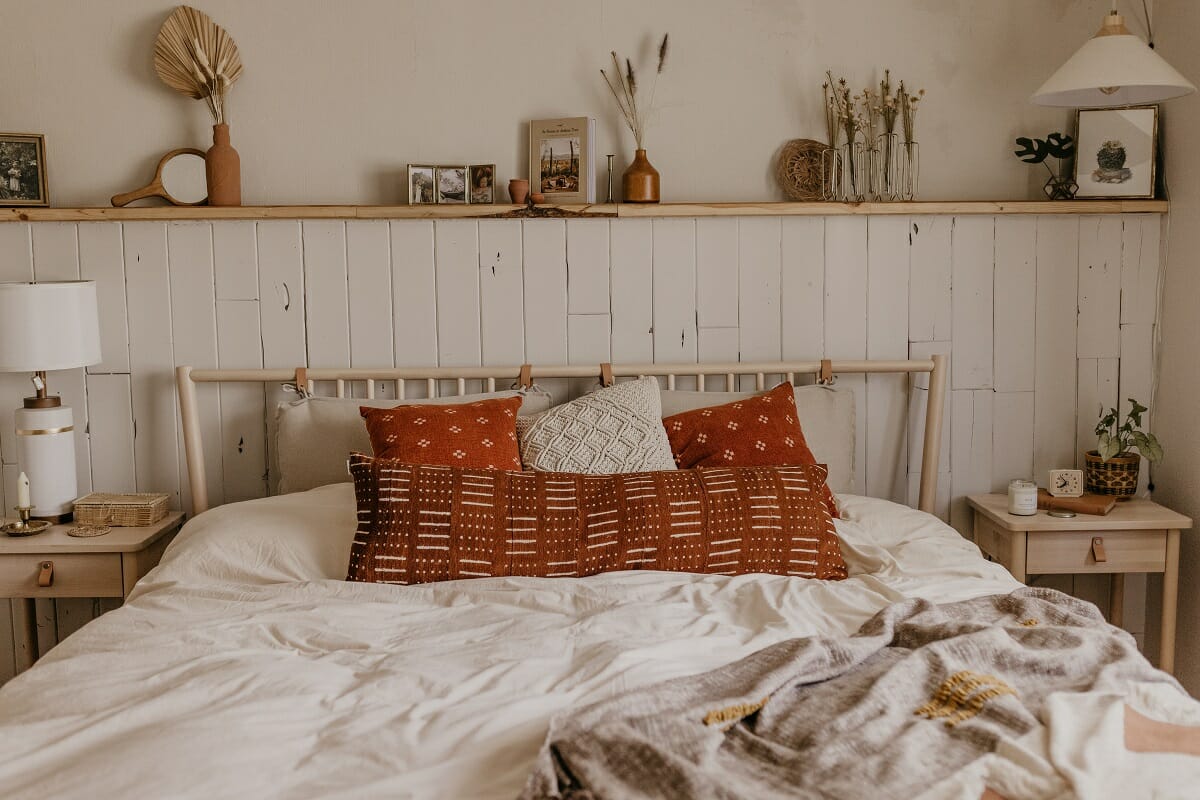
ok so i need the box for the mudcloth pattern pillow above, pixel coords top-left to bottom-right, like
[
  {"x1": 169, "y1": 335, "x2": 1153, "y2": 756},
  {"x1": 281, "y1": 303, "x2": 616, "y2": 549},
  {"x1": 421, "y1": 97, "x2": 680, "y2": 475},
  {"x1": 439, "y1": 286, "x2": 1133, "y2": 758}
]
[
  {"x1": 347, "y1": 453, "x2": 847, "y2": 586},
  {"x1": 662, "y1": 381, "x2": 839, "y2": 517},
  {"x1": 361, "y1": 395, "x2": 523, "y2": 470}
]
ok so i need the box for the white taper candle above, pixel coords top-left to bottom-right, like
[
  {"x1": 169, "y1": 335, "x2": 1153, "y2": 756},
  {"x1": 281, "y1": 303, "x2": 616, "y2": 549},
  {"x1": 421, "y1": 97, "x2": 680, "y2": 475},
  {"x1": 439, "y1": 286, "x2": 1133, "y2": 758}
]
[{"x1": 17, "y1": 471, "x2": 30, "y2": 508}]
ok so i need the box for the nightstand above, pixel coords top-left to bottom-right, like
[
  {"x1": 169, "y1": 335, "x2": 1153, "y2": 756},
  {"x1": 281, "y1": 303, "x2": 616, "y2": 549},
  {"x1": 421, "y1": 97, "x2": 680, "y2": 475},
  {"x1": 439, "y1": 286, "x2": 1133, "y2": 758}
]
[
  {"x1": 0, "y1": 512, "x2": 185, "y2": 673},
  {"x1": 967, "y1": 494, "x2": 1191, "y2": 673}
]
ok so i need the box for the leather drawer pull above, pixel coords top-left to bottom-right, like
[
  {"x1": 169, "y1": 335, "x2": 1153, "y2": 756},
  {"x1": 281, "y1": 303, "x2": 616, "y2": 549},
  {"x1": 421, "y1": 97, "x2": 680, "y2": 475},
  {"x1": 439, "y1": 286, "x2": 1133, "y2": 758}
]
[
  {"x1": 37, "y1": 560, "x2": 54, "y2": 587},
  {"x1": 1091, "y1": 537, "x2": 1107, "y2": 563}
]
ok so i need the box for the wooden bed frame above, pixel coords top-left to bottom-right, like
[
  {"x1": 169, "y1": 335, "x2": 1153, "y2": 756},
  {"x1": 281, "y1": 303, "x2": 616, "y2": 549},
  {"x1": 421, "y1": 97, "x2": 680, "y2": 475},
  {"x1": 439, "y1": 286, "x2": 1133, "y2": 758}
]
[{"x1": 176, "y1": 357, "x2": 948, "y2": 516}]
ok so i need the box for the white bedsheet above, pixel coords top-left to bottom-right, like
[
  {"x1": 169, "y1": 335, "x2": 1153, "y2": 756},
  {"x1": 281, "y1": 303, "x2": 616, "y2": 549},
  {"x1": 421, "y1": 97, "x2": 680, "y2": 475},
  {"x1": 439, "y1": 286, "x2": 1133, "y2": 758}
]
[{"x1": 0, "y1": 486, "x2": 1193, "y2": 799}]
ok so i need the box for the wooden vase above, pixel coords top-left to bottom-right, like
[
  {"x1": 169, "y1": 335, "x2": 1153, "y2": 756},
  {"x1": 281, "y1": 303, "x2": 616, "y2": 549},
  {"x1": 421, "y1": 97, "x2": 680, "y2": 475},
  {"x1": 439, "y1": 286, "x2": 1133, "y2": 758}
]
[
  {"x1": 206, "y1": 123, "x2": 241, "y2": 207},
  {"x1": 622, "y1": 149, "x2": 660, "y2": 203}
]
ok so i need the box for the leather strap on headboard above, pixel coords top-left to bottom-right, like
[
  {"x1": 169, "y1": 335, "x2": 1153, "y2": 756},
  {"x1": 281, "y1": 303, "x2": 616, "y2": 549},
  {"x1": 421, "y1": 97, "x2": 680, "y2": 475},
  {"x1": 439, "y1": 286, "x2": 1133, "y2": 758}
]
[
  {"x1": 600, "y1": 363, "x2": 615, "y2": 387},
  {"x1": 518, "y1": 363, "x2": 533, "y2": 390}
]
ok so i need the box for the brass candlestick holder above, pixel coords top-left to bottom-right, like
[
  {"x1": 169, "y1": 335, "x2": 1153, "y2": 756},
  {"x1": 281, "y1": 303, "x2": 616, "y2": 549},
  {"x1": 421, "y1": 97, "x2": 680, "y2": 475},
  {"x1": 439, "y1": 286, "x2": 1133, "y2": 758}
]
[{"x1": 2, "y1": 506, "x2": 51, "y2": 537}]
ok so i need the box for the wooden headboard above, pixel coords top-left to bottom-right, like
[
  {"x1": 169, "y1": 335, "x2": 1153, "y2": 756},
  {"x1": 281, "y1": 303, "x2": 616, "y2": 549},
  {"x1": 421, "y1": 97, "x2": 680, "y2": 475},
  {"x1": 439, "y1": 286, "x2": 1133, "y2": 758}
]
[{"x1": 176, "y1": 356, "x2": 947, "y2": 515}]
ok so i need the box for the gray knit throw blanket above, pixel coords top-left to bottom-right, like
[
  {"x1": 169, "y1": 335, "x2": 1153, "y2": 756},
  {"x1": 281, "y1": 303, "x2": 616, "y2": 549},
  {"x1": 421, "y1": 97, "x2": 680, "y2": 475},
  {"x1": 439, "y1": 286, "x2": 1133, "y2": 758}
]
[{"x1": 519, "y1": 588, "x2": 1181, "y2": 799}]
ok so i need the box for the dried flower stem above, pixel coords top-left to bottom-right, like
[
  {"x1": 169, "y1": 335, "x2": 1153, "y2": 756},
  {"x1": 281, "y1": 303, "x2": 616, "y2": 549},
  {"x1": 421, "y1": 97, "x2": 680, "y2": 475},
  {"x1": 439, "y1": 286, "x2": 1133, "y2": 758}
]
[{"x1": 601, "y1": 33, "x2": 669, "y2": 150}]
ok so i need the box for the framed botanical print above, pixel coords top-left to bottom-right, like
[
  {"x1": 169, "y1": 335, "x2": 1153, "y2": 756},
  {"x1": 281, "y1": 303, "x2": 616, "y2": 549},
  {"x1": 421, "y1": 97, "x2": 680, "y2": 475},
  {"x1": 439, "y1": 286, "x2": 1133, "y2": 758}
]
[
  {"x1": 1073, "y1": 106, "x2": 1158, "y2": 199},
  {"x1": 0, "y1": 133, "x2": 48, "y2": 207}
]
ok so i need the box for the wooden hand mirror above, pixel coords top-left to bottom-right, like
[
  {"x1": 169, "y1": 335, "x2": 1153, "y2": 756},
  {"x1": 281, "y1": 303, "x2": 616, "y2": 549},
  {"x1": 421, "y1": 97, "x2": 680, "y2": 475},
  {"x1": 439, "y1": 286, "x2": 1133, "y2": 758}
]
[{"x1": 111, "y1": 148, "x2": 208, "y2": 207}]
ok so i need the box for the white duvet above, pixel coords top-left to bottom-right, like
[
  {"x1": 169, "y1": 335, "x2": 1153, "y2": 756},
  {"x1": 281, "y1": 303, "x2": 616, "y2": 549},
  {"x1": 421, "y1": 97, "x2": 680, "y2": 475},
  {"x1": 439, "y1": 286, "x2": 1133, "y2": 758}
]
[{"x1": 0, "y1": 486, "x2": 1196, "y2": 799}]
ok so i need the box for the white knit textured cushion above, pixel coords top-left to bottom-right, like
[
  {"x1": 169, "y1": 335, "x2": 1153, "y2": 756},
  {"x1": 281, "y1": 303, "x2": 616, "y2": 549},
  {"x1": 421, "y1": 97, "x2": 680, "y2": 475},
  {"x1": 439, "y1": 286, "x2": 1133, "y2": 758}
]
[{"x1": 517, "y1": 377, "x2": 677, "y2": 473}]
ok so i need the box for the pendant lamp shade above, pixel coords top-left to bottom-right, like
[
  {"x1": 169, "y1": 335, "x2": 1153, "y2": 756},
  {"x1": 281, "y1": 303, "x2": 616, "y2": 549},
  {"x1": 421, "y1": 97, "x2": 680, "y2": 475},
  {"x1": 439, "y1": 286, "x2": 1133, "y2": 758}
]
[{"x1": 1032, "y1": 13, "x2": 1195, "y2": 107}]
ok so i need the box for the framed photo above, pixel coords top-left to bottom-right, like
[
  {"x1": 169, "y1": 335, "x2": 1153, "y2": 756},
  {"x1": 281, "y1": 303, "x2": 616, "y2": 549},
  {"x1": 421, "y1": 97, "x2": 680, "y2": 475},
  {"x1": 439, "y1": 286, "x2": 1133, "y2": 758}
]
[
  {"x1": 469, "y1": 164, "x2": 495, "y2": 204},
  {"x1": 435, "y1": 166, "x2": 467, "y2": 204},
  {"x1": 1073, "y1": 106, "x2": 1158, "y2": 199},
  {"x1": 0, "y1": 133, "x2": 48, "y2": 207},
  {"x1": 407, "y1": 164, "x2": 436, "y2": 205}
]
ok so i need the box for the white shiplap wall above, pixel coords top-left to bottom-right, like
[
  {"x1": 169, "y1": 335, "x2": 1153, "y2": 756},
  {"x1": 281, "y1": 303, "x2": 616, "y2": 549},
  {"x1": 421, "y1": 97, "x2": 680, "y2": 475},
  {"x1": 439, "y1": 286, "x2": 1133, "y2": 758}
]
[{"x1": 0, "y1": 213, "x2": 1163, "y2": 680}]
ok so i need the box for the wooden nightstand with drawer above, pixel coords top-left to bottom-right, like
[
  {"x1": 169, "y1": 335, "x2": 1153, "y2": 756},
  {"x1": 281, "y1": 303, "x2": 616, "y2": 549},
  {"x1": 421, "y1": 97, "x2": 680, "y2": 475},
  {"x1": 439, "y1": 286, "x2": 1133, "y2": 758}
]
[
  {"x1": 1, "y1": 512, "x2": 185, "y2": 673},
  {"x1": 967, "y1": 494, "x2": 1191, "y2": 673}
]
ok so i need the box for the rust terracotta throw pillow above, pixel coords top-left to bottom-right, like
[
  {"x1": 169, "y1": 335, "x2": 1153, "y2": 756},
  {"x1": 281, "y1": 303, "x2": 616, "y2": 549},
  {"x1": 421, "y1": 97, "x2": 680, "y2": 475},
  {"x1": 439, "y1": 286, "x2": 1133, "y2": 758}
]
[
  {"x1": 661, "y1": 382, "x2": 839, "y2": 518},
  {"x1": 360, "y1": 395, "x2": 523, "y2": 470},
  {"x1": 347, "y1": 453, "x2": 847, "y2": 586}
]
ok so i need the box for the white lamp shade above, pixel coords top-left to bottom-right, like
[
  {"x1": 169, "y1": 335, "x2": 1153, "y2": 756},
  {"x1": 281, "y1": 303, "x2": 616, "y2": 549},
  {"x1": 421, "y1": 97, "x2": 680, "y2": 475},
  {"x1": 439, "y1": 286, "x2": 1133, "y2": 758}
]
[
  {"x1": 1033, "y1": 28, "x2": 1196, "y2": 107},
  {"x1": 0, "y1": 281, "x2": 102, "y2": 371}
]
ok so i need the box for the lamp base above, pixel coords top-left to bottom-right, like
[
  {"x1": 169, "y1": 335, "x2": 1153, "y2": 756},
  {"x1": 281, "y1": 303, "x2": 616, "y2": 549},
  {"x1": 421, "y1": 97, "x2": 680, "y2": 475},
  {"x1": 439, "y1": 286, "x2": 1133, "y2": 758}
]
[
  {"x1": 15, "y1": 403, "x2": 79, "y2": 519},
  {"x1": 23, "y1": 395, "x2": 62, "y2": 409}
]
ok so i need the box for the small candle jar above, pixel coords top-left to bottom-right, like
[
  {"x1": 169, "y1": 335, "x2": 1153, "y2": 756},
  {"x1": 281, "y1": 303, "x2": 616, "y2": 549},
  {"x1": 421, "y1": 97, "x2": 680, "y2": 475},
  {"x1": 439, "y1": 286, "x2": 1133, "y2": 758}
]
[{"x1": 1008, "y1": 479, "x2": 1038, "y2": 516}]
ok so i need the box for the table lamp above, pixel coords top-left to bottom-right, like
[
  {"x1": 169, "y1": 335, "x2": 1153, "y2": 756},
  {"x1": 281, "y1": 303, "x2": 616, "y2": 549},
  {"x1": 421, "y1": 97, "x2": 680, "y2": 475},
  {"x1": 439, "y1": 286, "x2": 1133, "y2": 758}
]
[
  {"x1": 0, "y1": 281, "x2": 101, "y2": 520},
  {"x1": 1032, "y1": 11, "x2": 1195, "y2": 107}
]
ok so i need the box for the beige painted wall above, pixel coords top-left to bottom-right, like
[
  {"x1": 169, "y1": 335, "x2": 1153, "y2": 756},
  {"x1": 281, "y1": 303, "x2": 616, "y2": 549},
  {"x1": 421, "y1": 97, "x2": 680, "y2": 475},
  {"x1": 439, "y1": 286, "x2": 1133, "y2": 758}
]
[
  {"x1": 3, "y1": 0, "x2": 1120, "y2": 207},
  {"x1": 1151, "y1": 0, "x2": 1200, "y2": 696}
]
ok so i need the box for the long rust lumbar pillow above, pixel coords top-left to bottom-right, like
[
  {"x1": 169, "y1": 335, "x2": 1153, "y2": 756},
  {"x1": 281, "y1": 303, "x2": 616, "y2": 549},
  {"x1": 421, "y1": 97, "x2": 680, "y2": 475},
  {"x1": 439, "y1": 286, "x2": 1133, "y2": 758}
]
[{"x1": 347, "y1": 452, "x2": 847, "y2": 586}]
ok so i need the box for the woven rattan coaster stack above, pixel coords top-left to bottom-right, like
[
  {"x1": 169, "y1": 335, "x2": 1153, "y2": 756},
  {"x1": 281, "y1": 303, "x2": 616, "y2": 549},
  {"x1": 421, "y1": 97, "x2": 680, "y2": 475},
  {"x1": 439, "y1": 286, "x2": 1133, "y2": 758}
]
[{"x1": 67, "y1": 524, "x2": 112, "y2": 538}]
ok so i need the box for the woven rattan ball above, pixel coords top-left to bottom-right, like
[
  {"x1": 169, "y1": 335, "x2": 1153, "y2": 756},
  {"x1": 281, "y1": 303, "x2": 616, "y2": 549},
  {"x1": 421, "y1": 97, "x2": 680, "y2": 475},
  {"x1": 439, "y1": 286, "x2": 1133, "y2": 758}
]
[{"x1": 776, "y1": 138, "x2": 827, "y2": 201}]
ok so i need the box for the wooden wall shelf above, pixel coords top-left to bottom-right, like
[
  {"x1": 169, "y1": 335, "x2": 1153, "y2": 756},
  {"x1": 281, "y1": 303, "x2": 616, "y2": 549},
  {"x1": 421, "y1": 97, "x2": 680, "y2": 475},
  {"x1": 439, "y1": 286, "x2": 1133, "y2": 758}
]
[{"x1": 0, "y1": 199, "x2": 1168, "y2": 223}]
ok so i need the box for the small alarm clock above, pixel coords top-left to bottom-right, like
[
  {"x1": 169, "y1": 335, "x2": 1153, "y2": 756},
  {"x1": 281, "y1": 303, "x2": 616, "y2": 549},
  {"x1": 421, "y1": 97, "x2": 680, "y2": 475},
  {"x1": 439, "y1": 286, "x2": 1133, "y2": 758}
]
[{"x1": 1048, "y1": 469, "x2": 1084, "y2": 498}]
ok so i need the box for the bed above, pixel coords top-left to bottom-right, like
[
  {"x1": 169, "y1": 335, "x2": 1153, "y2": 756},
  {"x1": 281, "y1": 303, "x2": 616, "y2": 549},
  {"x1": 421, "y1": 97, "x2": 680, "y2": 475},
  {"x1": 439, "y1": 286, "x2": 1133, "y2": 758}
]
[{"x1": 0, "y1": 359, "x2": 1196, "y2": 799}]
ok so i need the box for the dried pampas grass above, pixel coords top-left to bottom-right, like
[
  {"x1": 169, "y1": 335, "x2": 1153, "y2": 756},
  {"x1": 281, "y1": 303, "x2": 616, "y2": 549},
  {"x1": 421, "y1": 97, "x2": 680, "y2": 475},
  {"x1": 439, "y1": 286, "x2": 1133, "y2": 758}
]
[
  {"x1": 601, "y1": 33, "x2": 669, "y2": 149},
  {"x1": 154, "y1": 5, "x2": 243, "y2": 124}
]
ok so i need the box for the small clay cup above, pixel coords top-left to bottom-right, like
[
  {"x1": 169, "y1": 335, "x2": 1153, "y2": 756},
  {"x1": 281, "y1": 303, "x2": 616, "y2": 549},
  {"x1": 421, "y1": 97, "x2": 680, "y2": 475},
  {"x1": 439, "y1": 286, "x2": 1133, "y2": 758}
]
[{"x1": 508, "y1": 178, "x2": 529, "y2": 204}]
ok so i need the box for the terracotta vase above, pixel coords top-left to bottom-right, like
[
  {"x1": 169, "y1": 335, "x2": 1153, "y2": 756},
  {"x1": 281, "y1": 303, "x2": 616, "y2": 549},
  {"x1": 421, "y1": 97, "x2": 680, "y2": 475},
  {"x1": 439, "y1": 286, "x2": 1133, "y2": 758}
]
[
  {"x1": 622, "y1": 149, "x2": 660, "y2": 203},
  {"x1": 205, "y1": 123, "x2": 242, "y2": 207},
  {"x1": 508, "y1": 178, "x2": 529, "y2": 204}
]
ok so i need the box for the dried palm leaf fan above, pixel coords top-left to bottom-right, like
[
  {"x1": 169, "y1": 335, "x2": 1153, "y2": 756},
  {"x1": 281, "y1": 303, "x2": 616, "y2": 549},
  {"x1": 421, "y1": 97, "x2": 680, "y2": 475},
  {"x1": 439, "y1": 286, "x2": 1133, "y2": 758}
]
[
  {"x1": 153, "y1": 5, "x2": 243, "y2": 124},
  {"x1": 153, "y1": 5, "x2": 244, "y2": 206}
]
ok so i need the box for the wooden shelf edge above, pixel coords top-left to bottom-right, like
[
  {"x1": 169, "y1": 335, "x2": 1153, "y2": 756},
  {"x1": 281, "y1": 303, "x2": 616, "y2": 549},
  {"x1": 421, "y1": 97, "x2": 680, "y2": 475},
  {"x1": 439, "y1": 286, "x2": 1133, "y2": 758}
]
[
  {"x1": 616, "y1": 200, "x2": 1169, "y2": 217},
  {"x1": 0, "y1": 199, "x2": 1167, "y2": 223}
]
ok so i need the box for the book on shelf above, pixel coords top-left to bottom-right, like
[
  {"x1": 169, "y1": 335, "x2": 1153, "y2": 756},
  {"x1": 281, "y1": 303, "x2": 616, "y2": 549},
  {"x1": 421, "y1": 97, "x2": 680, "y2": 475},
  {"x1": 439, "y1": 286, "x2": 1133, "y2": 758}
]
[{"x1": 529, "y1": 117, "x2": 596, "y2": 204}]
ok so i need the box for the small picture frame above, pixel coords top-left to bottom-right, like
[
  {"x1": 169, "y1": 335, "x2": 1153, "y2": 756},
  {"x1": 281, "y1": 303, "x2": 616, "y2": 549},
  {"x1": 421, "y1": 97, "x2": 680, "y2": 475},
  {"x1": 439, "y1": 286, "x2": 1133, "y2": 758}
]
[
  {"x1": 407, "y1": 164, "x2": 436, "y2": 205},
  {"x1": 1073, "y1": 106, "x2": 1158, "y2": 199},
  {"x1": 469, "y1": 164, "x2": 495, "y2": 204},
  {"x1": 435, "y1": 166, "x2": 467, "y2": 204},
  {"x1": 0, "y1": 133, "x2": 48, "y2": 207}
]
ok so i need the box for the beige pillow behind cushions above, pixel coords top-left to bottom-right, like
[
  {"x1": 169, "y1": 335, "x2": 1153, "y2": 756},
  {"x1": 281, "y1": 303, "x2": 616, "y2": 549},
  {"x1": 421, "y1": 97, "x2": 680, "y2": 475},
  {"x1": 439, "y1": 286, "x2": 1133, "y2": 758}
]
[
  {"x1": 658, "y1": 384, "x2": 855, "y2": 494},
  {"x1": 517, "y1": 377, "x2": 677, "y2": 473},
  {"x1": 273, "y1": 390, "x2": 551, "y2": 494}
]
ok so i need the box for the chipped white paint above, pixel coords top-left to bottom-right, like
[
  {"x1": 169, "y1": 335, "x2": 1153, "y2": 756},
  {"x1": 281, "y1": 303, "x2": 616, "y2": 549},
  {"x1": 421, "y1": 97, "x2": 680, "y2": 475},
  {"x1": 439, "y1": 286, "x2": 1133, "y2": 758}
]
[{"x1": 0, "y1": 212, "x2": 1162, "y2": 678}]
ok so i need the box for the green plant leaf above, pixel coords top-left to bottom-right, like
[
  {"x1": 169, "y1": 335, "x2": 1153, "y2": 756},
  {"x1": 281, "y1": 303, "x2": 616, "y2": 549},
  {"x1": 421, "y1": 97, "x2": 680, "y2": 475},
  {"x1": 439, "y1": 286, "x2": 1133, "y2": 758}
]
[
  {"x1": 1045, "y1": 132, "x2": 1075, "y2": 159},
  {"x1": 1014, "y1": 136, "x2": 1048, "y2": 164},
  {"x1": 1100, "y1": 437, "x2": 1123, "y2": 460},
  {"x1": 1142, "y1": 432, "x2": 1164, "y2": 462}
]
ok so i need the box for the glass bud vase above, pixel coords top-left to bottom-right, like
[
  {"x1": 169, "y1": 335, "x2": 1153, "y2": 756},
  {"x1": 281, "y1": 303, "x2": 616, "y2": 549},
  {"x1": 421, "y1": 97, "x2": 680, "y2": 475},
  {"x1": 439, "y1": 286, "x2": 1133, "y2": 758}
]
[
  {"x1": 821, "y1": 147, "x2": 842, "y2": 201},
  {"x1": 840, "y1": 140, "x2": 868, "y2": 202},
  {"x1": 900, "y1": 140, "x2": 920, "y2": 201},
  {"x1": 877, "y1": 132, "x2": 900, "y2": 201}
]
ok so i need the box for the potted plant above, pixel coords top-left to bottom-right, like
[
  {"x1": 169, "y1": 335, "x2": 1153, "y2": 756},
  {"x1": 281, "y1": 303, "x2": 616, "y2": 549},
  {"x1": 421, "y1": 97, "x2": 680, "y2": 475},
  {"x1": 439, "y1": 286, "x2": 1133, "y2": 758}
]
[{"x1": 1086, "y1": 398, "x2": 1163, "y2": 498}]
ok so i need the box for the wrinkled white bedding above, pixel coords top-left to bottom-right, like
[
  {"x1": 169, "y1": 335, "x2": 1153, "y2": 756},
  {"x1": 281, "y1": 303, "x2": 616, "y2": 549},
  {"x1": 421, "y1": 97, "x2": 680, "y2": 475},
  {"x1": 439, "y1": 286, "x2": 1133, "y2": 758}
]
[{"x1": 0, "y1": 486, "x2": 1194, "y2": 799}]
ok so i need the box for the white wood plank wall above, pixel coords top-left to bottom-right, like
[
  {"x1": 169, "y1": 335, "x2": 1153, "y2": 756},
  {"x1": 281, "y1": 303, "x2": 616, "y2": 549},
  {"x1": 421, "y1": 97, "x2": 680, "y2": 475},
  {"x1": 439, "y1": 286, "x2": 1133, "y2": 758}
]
[{"x1": 0, "y1": 213, "x2": 1162, "y2": 680}]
